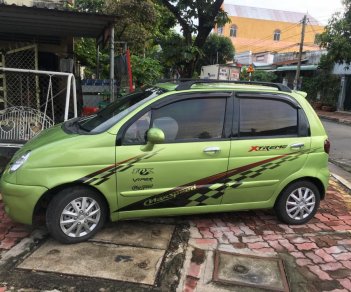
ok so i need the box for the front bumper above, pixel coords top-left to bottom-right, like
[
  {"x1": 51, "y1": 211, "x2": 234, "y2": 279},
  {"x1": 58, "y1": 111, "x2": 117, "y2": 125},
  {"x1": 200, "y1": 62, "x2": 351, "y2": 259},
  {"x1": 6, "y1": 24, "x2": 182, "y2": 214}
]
[{"x1": 0, "y1": 179, "x2": 48, "y2": 225}]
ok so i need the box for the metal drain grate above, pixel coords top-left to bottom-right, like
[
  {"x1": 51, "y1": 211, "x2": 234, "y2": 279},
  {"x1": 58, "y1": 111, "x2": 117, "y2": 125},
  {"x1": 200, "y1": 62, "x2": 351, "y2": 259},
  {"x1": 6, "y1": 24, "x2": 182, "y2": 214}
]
[{"x1": 213, "y1": 251, "x2": 289, "y2": 291}]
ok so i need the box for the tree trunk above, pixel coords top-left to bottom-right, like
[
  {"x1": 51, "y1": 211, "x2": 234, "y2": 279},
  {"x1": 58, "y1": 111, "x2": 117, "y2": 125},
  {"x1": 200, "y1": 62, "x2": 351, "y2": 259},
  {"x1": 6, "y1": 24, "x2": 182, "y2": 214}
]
[
  {"x1": 182, "y1": 61, "x2": 195, "y2": 78},
  {"x1": 161, "y1": 0, "x2": 225, "y2": 78}
]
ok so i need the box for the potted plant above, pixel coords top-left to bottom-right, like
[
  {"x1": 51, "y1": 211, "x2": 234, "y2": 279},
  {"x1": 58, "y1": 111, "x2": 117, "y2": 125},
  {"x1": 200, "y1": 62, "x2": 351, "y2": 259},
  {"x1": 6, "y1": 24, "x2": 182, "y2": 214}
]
[{"x1": 312, "y1": 99, "x2": 323, "y2": 110}]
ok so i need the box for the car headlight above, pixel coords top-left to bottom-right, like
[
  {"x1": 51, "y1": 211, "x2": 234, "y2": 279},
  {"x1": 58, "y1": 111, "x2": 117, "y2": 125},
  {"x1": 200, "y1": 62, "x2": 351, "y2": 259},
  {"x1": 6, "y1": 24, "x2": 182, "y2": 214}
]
[{"x1": 9, "y1": 152, "x2": 31, "y2": 173}]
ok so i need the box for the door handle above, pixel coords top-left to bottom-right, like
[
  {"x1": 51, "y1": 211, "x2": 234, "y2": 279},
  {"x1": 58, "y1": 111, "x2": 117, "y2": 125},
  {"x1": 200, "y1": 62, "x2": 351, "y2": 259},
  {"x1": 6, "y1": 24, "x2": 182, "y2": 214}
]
[
  {"x1": 290, "y1": 143, "x2": 305, "y2": 150},
  {"x1": 203, "y1": 146, "x2": 221, "y2": 154}
]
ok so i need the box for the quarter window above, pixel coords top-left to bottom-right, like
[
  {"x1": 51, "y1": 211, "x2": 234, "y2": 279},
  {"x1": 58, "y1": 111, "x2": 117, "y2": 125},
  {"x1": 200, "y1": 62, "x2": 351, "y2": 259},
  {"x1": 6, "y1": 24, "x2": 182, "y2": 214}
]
[
  {"x1": 152, "y1": 98, "x2": 226, "y2": 142},
  {"x1": 239, "y1": 98, "x2": 298, "y2": 137}
]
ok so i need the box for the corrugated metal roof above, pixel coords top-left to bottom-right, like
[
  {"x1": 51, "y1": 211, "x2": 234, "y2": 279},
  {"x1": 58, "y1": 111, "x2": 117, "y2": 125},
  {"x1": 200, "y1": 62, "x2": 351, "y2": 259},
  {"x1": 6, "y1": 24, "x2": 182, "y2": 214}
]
[
  {"x1": 277, "y1": 65, "x2": 318, "y2": 71},
  {"x1": 0, "y1": 4, "x2": 116, "y2": 43},
  {"x1": 223, "y1": 4, "x2": 321, "y2": 25}
]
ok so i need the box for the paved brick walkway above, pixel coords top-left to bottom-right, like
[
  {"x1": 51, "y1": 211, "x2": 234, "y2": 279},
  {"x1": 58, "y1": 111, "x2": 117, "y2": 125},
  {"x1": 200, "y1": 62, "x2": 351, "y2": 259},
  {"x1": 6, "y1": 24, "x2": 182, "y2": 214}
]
[
  {"x1": 182, "y1": 179, "x2": 351, "y2": 292},
  {"x1": 0, "y1": 201, "x2": 31, "y2": 252}
]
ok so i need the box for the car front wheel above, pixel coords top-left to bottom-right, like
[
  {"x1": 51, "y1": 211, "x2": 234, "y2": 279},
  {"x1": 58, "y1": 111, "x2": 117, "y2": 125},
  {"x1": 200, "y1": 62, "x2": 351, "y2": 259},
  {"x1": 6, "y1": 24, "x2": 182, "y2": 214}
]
[
  {"x1": 275, "y1": 181, "x2": 320, "y2": 225},
  {"x1": 46, "y1": 186, "x2": 107, "y2": 244}
]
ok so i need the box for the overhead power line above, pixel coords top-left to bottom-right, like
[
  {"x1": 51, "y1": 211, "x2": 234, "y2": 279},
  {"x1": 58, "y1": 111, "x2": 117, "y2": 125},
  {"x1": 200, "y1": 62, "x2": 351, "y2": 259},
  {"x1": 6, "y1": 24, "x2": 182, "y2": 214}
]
[
  {"x1": 237, "y1": 24, "x2": 323, "y2": 52},
  {"x1": 239, "y1": 31, "x2": 319, "y2": 54},
  {"x1": 237, "y1": 23, "x2": 300, "y2": 51},
  {"x1": 237, "y1": 28, "x2": 323, "y2": 54}
]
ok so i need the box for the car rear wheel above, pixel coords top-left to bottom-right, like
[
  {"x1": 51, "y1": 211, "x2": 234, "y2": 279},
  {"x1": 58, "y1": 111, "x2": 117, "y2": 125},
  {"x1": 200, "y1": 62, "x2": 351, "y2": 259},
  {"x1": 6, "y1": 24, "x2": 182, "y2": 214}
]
[
  {"x1": 46, "y1": 186, "x2": 107, "y2": 243},
  {"x1": 275, "y1": 181, "x2": 320, "y2": 225}
]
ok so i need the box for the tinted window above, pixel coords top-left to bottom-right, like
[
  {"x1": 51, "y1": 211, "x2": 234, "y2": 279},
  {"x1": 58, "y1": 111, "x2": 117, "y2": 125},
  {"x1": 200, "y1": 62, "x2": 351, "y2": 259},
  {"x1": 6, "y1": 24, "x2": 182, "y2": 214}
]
[
  {"x1": 75, "y1": 87, "x2": 164, "y2": 134},
  {"x1": 152, "y1": 98, "x2": 226, "y2": 142},
  {"x1": 123, "y1": 111, "x2": 151, "y2": 144},
  {"x1": 240, "y1": 98, "x2": 298, "y2": 137}
]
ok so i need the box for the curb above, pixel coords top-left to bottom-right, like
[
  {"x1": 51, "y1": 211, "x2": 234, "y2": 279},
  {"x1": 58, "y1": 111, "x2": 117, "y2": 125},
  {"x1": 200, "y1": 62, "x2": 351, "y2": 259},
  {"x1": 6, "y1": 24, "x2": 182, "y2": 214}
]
[
  {"x1": 329, "y1": 162, "x2": 351, "y2": 191},
  {"x1": 331, "y1": 173, "x2": 351, "y2": 191},
  {"x1": 319, "y1": 115, "x2": 351, "y2": 126}
]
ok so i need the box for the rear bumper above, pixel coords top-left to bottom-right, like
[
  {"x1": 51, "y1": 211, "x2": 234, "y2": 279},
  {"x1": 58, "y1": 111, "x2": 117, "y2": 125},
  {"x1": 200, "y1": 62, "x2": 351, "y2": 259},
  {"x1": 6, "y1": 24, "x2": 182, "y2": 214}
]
[
  {"x1": 0, "y1": 179, "x2": 47, "y2": 225},
  {"x1": 317, "y1": 166, "x2": 330, "y2": 199}
]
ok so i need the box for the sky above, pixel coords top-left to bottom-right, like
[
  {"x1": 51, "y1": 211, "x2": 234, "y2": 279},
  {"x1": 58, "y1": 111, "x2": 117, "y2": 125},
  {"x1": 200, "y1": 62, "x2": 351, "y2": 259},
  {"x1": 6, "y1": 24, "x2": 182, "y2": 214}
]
[{"x1": 225, "y1": 0, "x2": 345, "y2": 24}]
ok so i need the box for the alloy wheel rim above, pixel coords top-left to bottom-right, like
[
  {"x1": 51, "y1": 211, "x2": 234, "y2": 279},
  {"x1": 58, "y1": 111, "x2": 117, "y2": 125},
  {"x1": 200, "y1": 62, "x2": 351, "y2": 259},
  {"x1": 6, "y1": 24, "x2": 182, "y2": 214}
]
[
  {"x1": 286, "y1": 187, "x2": 316, "y2": 220},
  {"x1": 60, "y1": 197, "x2": 101, "y2": 238}
]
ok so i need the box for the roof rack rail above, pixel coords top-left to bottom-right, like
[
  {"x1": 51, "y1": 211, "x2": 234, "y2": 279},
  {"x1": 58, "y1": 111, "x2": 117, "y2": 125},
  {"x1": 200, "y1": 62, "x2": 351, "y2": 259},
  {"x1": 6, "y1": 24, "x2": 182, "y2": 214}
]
[
  {"x1": 174, "y1": 79, "x2": 292, "y2": 93},
  {"x1": 156, "y1": 78, "x2": 195, "y2": 83}
]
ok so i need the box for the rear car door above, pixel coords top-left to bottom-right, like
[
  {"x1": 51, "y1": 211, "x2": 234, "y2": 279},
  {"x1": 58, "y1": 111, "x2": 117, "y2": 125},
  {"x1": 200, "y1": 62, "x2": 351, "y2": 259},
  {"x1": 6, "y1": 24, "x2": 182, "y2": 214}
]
[
  {"x1": 115, "y1": 92, "x2": 233, "y2": 217},
  {"x1": 222, "y1": 92, "x2": 311, "y2": 205}
]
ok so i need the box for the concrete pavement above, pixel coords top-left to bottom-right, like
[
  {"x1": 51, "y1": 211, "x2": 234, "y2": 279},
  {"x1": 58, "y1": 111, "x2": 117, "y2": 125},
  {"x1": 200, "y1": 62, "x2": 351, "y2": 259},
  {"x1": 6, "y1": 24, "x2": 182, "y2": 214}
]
[
  {"x1": 322, "y1": 119, "x2": 351, "y2": 173},
  {"x1": 330, "y1": 162, "x2": 351, "y2": 190}
]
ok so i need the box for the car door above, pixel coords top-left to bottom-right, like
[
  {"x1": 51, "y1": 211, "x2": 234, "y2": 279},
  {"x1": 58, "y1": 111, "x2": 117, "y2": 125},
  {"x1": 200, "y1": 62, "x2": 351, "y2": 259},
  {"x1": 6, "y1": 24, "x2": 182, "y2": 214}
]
[
  {"x1": 115, "y1": 92, "x2": 233, "y2": 218},
  {"x1": 221, "y1": 92, "x2": 312, "y2": 205}
]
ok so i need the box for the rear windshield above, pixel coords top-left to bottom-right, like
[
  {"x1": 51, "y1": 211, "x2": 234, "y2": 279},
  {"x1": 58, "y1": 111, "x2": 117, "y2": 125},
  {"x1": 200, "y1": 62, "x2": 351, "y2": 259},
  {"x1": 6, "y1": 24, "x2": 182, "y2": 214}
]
[{"x1": 65, "y1": 87, "x2": 165, "y2": 134}]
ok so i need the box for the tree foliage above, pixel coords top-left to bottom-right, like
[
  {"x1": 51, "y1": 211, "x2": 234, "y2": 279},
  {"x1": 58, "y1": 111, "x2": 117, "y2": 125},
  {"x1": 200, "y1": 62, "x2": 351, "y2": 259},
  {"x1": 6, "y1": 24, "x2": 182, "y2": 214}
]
[
  {"x1": 318, "y1": 0, "x2": 351, "y2": 65},
  {"x1": 157, "y1": 0, "x2": 230, "y2": 77},
  {"x1": 299, "y1": 53, "x2": 340, "y2": 106},
  {"x1": 75, "y1": 38, "x2": 109, "y2": 78},
  {"x1": 131, "y1": 55, "x2": 163, "y2": 86},
  {"x1": 74, "y1": 0, "x2": 162, "y2": 79},
  {"x1": 74, "y1": 0, "x2": 230, "y2": 81},
  {"x1": 75, "y1": 0, "x2": 104, "y2": 13},
  {"x1": 240, "y1": 68, "x2": 277, "y2": 82},
  {"x1": 198, "y1": 34, "x2": 234, "y2": 67},
  {"x1": 106, "y1": 0, "x2": 158, "y2": 54},
  {"x1": 158, "y1": 32, "x2": 201, "y2": 76}
]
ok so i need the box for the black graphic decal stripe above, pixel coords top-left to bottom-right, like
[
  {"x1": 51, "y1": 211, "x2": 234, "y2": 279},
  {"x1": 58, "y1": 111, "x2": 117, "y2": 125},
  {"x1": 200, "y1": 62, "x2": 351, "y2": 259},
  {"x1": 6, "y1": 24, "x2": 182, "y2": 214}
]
[
  {"x1": 75, "y1": 155, "x2": 146, "y2": 183},
  {"x1": 117, "y1": 153, "x2": 291, "y2": 212},
  {"x1": 117, "y1": 148, "x2": 318, "y2": 212},
  {"x1": 76, "y1": 149, "x2": 164, "y2": 185}
]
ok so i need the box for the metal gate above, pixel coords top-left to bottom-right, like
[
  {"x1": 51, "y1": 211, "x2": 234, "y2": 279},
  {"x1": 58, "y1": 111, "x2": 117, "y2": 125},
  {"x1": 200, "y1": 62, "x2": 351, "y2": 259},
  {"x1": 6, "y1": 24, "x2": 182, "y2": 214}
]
[{"x1": 1, "y1": 45, "x2": 40, "y2": 109}]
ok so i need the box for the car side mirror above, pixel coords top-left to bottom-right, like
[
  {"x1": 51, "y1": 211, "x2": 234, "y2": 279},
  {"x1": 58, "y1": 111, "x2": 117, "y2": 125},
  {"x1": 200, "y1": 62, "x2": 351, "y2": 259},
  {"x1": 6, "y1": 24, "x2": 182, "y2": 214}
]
[{"x1": 141, "y1": 127, "x2": 165, "y2": 151}]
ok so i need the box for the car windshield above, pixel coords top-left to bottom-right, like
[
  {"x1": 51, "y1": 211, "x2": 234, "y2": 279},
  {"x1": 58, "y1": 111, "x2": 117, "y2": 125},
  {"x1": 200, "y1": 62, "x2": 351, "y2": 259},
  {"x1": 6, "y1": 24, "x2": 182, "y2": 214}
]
[{"x1": 69, "y1": 87, "x2": 165, "y2": 134}]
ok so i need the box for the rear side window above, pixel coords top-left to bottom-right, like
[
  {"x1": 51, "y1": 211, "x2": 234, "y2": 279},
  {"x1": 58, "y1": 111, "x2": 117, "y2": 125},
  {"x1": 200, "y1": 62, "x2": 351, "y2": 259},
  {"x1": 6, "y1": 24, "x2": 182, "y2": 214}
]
[{"x1": 239, "y1": 98, "x2": 298, "y2": 137}]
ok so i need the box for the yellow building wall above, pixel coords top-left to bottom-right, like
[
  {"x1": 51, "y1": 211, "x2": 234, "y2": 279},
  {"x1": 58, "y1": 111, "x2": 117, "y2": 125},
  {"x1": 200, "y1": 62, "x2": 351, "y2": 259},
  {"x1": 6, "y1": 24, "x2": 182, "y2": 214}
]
[{"x1": 220, "y1": 16, "x2": 325, "y2": 54}]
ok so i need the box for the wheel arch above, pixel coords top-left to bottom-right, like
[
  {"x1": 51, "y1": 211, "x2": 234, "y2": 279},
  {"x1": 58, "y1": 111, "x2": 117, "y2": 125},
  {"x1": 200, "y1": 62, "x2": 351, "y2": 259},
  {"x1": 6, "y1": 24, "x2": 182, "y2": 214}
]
[
  {"x1": 33, "y1": 182, "x2": 110, "y2": 225},
  {"x1": 274, "y1": 176, "x2": 326, "y2": 208}
]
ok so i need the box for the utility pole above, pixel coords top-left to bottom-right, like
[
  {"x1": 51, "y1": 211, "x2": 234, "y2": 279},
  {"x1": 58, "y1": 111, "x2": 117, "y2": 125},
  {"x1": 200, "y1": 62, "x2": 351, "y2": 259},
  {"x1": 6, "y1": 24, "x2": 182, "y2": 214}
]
[
  {"x1": 109, "y1": 25, "x2": 115, "y2": 101},
  {"x1": 294, "y1": 15, "x2": 307, "y2": 90}
]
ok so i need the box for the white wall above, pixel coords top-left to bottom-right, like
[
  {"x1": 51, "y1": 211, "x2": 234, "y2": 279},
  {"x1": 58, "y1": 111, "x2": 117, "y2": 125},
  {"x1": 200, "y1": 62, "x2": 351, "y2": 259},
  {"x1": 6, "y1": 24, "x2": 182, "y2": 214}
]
[{"x1": 333, "y1": 63, "x2": 351, "y2": 76}]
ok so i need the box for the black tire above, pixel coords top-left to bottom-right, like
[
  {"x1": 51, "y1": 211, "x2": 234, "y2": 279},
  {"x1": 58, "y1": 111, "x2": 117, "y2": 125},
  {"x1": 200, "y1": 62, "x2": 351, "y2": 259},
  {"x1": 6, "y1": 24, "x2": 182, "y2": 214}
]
[
  {"x1": 46, "y1": 186, "x2": 107, "y2": 244},
  {"x1": 274, "y1": 180, "x2": 320, "y2": 225}
]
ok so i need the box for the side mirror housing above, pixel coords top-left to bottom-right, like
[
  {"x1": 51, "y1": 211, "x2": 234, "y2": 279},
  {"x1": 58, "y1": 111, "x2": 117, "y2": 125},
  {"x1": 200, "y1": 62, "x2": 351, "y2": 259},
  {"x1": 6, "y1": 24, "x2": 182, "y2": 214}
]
[{"x1": 141, "y1": 127, "x2": 165, "y2": 151}]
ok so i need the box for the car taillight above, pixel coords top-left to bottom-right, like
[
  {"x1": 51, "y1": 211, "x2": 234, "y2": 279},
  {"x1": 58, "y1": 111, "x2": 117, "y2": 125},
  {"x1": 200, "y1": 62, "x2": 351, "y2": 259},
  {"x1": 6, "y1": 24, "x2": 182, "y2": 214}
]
[{"x1": 324, "y1": 139, "x2": 330, "y2": 154}]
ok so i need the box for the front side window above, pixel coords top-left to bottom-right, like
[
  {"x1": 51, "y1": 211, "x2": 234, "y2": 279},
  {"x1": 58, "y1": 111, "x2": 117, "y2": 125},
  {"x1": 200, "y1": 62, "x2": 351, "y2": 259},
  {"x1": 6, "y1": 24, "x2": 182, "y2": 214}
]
[
  {"x1": 123, "y1": 111, "x2": 151, "y2": 144},
  {"x1": 152, "y1": 98, "x2": 226, "y2": 142},
  {"x1": 123, "y1": 97, "x2": 227, "y2": 144},
  {"x1": 239, "y1": 98, "x2": 298, "y2": 137},
  {"x1": 274, "y1": 29, "x2": 281, "y2": 41}
]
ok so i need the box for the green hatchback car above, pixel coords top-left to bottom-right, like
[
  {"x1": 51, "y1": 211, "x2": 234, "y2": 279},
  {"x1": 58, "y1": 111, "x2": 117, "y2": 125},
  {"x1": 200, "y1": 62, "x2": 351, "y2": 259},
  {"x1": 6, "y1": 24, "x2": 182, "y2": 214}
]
[{"x1": 0, "y1": 80, "x2": 330, "y2": 243}]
